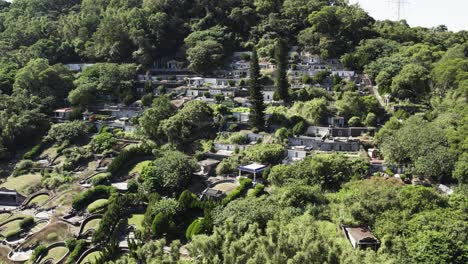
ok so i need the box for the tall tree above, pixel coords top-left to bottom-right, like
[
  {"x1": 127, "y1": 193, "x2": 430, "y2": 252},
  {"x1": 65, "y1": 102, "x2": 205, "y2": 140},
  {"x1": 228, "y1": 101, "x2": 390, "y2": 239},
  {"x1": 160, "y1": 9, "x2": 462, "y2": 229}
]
[
  {"x1": 249, "y1": 48, "x2": 265, "y2": 130},
  {"x1": 274, "y1": 39, "x2": 289, "y2": 103}
]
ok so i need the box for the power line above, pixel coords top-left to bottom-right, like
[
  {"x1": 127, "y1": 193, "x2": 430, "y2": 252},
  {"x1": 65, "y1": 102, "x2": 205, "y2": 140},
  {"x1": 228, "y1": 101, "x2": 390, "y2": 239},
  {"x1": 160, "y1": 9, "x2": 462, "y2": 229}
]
[{"x1": 387, "y1": 0, "x2": 410, "y2": 20}]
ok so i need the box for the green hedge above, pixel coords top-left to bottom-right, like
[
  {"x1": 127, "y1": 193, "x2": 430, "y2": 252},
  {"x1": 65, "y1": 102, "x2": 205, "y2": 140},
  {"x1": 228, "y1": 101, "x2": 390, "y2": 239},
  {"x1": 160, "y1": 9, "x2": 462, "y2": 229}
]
[
  {"x1": 65, "y1": 239, "x2": 86, "y2": 264},
  {"x1": 248, "y1": 183, "x2": 265, "y2": 197},
  {"x1": 222, "y1": 178, "x2": 252, "y2": 205},
  {"x1": 23, "y1": 140, "x2": 48, "y2": 160},
  {"x1": 91, "y1": 173, "x2": 113, "y2": 186},
  {"x1": 185, "y1": 217, "x2": 205, "y2": 240},
  {"x1": 72, "y1": 186, "x2": 116, "y2": 210},
  {"x1": 107, "y1": 146, "x2": 152, "y2": 175},
  {"x1": 31, "y1": 245, "x2": 48, "y2": 262}
]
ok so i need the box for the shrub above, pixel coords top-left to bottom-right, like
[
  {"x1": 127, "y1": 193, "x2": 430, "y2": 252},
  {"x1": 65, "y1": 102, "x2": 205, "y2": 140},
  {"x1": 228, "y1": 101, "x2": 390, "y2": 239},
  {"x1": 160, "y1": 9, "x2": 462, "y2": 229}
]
[
  {"x1": 90, "y1": 132, "x2": 117, "y2": 154},
  {"x1": 69, "y1": 108, "x2": 83, "y2": 121},
  {"x1": 87, "y1": 199, "x2": 110, "y2": 213},
  {"x1": 23, "y1": 141, "x2": 47, "y2": 160},
  {"x1": 214, "y1": 93, "x2": 225, "y2": 103},
  {"x1": 152, "y1": 212, "x2": 176, "y2": 239},
  {"x1": 248, "y1": 183, "x2": 265, "y2": 197},
  {"x1": 348, "y1": 116, "x2": 362, "y2": 127},
  {"x1": 185, "y1": 217, "x2": 206, "y2": 240},
  {"x1": 127, "y1": 179, "x2": 139, "y2": 193},
  {"x1": 91, "y1": 173, "x2": 113, "y2": 186},
  {"x1": 19, "y1": 217, "x2": 34, "y2": 229},
  {"x1": 292, "y1": 121, "x2": 307, "y2": 136},
  {"x1": 66, "y1": 240, "x2": 86, "y2": 264},
  {"x1": 46, "y1": 232, "x2": 58, "y2": 241},
  {"x1": 141, "y1": 93, "x2": 154, "y2": 107},
  {"x1": 386, "y1": 167, "x2": 395, "y2": 176},
  {"x1": 228, "y1": 124, "x2": 239, "y2": 132},
  {"x1": 46, "y1": 121, "x2": 89, "y2": 143},
  {"x1": 107, "y1": 146, "x2": 152, "y2": 175},
  {"x1": 228, "y1": 133, "x2": 249, "y2": 145},
  {"x1": 62, "y1": 147, "x2": 92, "y2": 171},
  {"x1": 223, "y1": 178, "x2": 252, "y2": 204},
  {"x1": 72, "y1": 186, "x2": 116, "y2": 210},
  {"x1": 240, "y1": 53, "x2": 251, "y2": 61},
  {"x1": 12, "y1": 160, "x2": 35, "y2": 176},
  {"x1": 31, "y1": 245, "x2": 48, "y2": 262}
]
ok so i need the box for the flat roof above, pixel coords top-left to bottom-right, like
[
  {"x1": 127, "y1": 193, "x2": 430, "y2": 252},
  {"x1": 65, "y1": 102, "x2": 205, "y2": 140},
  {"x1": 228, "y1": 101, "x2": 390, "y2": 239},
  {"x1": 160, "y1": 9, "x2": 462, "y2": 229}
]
[
  {"x1": 54, "y1": 108, "x2": 73, "y2": 112},
  {"x1": 238, "y1": 163, "x2": 268, "y2": 173}
]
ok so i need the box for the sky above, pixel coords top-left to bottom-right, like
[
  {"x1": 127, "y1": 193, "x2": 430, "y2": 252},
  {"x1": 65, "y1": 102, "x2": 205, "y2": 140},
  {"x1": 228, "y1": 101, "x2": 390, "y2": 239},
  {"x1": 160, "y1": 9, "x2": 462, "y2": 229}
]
[{"x1": 349, "y1": 0, "x2": 468, "y2": 32}]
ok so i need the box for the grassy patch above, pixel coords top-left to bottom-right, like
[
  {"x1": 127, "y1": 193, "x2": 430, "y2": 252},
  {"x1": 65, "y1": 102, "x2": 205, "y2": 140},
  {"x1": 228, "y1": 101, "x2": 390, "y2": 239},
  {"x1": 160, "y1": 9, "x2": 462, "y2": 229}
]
[
  {"x1": 79, "y1": 251, "x2": 102, "y2": 264},
  {"x1": 0, "y1": 173, "x2": 42, "y2": 195},
  {"x1": 27, "y1": 194, "x2": 50, "y2": 206},
  {"x1": 0, "y1": 213, "x2": 10, "y2": 222},
  {"x1": 21, "y1": 222, "x2": 71, "y2": 248},
  {"x1": 129, "y1": 160, "x2": 151, "y2": 175},
  {"x1": 40, "y1": 145, "x2": 58, "y2": 159},
  {"x1": 212, "y1": 183, "x2": 238, "y2": 194},
  {"x1": 86, "y1": 199, "x2": 109, "y2": 213},
  {"x1": 82, "y1": 219, "x2": 101, "y2": 233},
  {"x1": 128, "y1": 214, "x2": 144, "y2": 231},
  {"x1": 0, "y1": 217, "x2": 24, "y2": 237},
  {"x1": 42, "y1": 246, "x2": 68, "y2": 263}
]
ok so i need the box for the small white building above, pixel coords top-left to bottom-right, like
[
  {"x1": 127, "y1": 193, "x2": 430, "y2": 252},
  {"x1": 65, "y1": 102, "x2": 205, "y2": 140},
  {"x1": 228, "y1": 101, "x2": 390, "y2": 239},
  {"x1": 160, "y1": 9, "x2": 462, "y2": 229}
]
[
  {"x1": 262, "y1": 91, "x2": 275, "y2": 102},
  {"x1": 289, "y1": 136, "x2": 360, "y2": 152},
  {"x1": 53, "y1": 108, "x2": 73, "y2": 121},
  {"x1": 284, "y1": 146, "x2": 310, "y2": 164}
]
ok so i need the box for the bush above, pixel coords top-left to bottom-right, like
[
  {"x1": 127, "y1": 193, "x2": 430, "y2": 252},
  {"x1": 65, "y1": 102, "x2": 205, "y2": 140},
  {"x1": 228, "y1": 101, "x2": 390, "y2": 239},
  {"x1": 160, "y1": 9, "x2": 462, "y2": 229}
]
[
  {"x1": 66, "y1": 240, "x2": 86, "y2": 264},
  {"x1": 141, "y1": 93, "x2": 154, "y2": 107},
  {"x1": 348, "y1": 116, "x2": 362, "y2": 127},
  {"x1": 90, "y1": 132, "x2": 117, "y2": 154},
  {"x1": 223, "y1": 178, "x2": 252, "y2": 204},
  {"x1": 31, "y1": 245, "x2": 48, "y2": 262},
  {"x1": 228, "y1": 124, "x2": 239, "y2": 132},
  {"x1": 12, "y1": 160, "x2": 35, "y2": 176},
  {"x1": 152, "y1": 212, "x2": 176, "y2": 239},
  {"x1": 46, "y1": 121, "x2": 89, "y2": 143},
  {"x1": 87, "y1": 199, "x2": 110, "y2": 213},
  {"x1": 72, "y1": 186, "x2": 115, "y2": 210},
  {"x1": 186, "y1": 217, "x2": 207, "y2": 240},
  {"x1": 127, "y1": 179, "x2": 139, "y2": 193},
  {"x1": 19, "y1": 217, "x2": 34, "y2": 229},
  {"x1": 46, "y1": 233, "x2": 58, "y2": 241},
  {"x1": 228, "y1": 133, "x2": 249, "y2": 145},
  {"x1": 240, "y1": 53, "x2": 251, "y2": 61},
  {"x1": 62, "y1": 147, "x2": 92, "y2": 171},
  {"x1": 69, "y1": 108, "x2": 83, "y2": 121},
  {"x1": 107, "y1": 146, "x2": 152, "y2": 175},
  {"x1": 292, "y1": 121, "x2": 307, "y2": 136},
  {"x1": 214, "y1": 93, "x2": 225, "y2": 103},
  {"x1": 248, "y1": 183, "x2": 265, "y2": 197},
  {"x1": 91, "y1": 173, "x2": 113, "y2": 186},
  {"x1": 23, "y1": 141, "x2": 47, "y2": 160}
]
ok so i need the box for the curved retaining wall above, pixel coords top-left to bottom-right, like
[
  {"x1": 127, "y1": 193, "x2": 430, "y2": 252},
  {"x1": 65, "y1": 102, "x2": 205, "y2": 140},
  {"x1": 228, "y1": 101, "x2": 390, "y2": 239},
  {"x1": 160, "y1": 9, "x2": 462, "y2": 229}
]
[
  {"x1": 78, "y1": 172, "x2": 103, "y2": 185},
  {"x1": 34, "y1": 241, "x2": 69, "y2": 264},
  {"x1": 75, "y1": 247, "x2": 101, "y2": 264},
  {"x1": 5, "y1": 218, "x2": 50, "y2": 247},
  {"x1": 208, "y1": 178, "x2": 236, "y2": 188},
  {"x1": 20, "y1": 191, "x2": 52, "y2": 209},
  {"x1": 77, "y1": 214, "x2": 103, "y2": 237}
]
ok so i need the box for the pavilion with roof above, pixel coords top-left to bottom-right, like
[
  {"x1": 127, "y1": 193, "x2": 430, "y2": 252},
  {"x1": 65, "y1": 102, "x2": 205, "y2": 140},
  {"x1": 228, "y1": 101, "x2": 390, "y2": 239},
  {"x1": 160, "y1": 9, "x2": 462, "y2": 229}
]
[{"x1": 238, "y1": 163, "x2": 268, "y2": 183}]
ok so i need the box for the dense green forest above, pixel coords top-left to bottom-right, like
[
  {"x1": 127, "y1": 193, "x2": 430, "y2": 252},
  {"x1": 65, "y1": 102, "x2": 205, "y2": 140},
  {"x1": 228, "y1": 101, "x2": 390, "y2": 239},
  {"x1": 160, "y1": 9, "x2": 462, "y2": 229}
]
[{"x1": 0, "y1": 0, "x2": 467, "y2": 263}]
